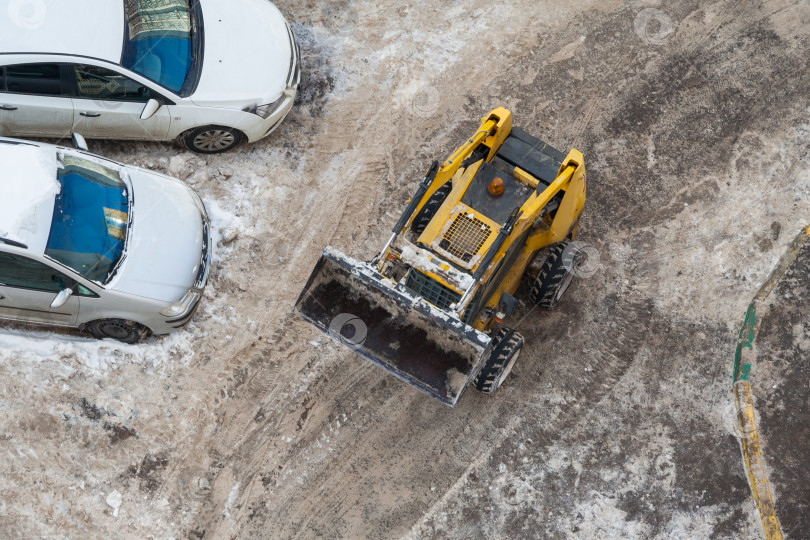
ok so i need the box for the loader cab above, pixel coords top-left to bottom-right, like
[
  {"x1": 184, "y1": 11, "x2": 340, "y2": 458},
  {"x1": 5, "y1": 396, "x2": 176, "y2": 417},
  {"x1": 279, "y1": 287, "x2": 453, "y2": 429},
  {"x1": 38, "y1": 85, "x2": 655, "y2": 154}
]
[
  {"x1": 415, "y1": 127, "x2": 566, "y2": 273},
  {"x1": 493, "y1": 127, "x2": 566, "y2": 187},
  {"x1": 491, "y1": 128, "x2": 567, "y2": 213},
  {"x1": 459, "y1": 160, "x2": 534, "y2": 226}
]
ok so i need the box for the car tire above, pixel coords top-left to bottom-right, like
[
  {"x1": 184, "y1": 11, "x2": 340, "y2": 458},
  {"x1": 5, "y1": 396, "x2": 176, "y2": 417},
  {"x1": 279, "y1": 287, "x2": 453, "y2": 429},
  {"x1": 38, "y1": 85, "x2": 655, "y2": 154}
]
[
  {"x1": 87, "y1": 319, "x2": 150, "y2": 344},
  {"x1": 529, "y1": 240, "x2": 576, "y2": 309},
  {"x1": 474, "y1": 328, "x2": 524, "y2": 394},
  {"x1": 411, "y1": 182, "x2": 452, "y2": 235},
  {"x1": 183, "y1": 126, "x2": 244, "y2": 154}
]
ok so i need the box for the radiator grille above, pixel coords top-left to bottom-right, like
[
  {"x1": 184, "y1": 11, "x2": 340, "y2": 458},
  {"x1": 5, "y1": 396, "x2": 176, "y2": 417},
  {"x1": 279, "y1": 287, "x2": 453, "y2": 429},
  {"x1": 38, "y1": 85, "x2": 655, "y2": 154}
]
[
  {"x1": 440, "y1": 213, "x2": 492, "y2": 262},
  {"x1": 405, "y1": 269, "x2": 462, "y2": 311}
]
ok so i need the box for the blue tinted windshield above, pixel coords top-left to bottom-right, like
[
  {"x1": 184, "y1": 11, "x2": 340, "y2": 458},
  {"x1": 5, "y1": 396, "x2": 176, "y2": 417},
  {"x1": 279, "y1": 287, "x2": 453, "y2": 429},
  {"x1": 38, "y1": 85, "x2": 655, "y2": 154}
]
[
  {"x1": 121, "y1": 0, "x2": 195, "y2": 93},
  {"x1": 46, "y1": 156, "x2": 129, "y2": 284}
]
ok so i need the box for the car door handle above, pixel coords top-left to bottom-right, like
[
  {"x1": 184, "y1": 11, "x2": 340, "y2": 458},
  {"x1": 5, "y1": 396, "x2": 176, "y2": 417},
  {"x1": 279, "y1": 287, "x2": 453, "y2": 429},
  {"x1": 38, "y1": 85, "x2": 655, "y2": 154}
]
[
  {"x1": 0, "y1": 105, "x2": 17, "y2": 111},
  {"x1": 80, "y1": 112, "x2": 101, "y2": 117},
  {"x1": 0, "y1": 294, "x2": 5, "y2": 300}
]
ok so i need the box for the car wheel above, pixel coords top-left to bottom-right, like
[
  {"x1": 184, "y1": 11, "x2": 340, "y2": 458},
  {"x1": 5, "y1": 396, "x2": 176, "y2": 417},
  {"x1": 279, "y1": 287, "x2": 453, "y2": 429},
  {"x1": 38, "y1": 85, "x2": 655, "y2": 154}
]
[
  {"x1": 87, "y1": 319, "x2": 150, "y2": 344},
  {"x1": 411, "y1": 181, "x2": 452, "y2": 235},
  {"x1": 183, "y1": 126, "x2": 244, "y2": 154},
  {"x1": 474, "y1": 328, "x2": 524, "y2": 394},
  {"x1": 529, "y1": 240, "x2": 577, "y2": 309}
]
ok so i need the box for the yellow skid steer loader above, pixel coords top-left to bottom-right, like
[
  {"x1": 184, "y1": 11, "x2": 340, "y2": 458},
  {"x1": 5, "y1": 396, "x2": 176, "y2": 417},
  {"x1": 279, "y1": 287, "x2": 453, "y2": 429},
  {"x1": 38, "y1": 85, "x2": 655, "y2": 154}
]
[{"x1": 295, "y1": 107, "x2": 586, "y2": 406}]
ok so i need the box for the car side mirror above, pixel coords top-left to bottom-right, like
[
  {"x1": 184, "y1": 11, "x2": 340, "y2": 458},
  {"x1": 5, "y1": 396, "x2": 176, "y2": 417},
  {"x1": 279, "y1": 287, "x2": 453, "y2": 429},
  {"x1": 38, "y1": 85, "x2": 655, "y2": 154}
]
[
  {"x1": 140, "y1": 99, "x2": 161, "y2": 120},
  {"x1": 51, "y1": 288, "x2": 73, "y2": 309},
  {"x1": 71, "y1": 133, "x2": 88, "y2": 151}
]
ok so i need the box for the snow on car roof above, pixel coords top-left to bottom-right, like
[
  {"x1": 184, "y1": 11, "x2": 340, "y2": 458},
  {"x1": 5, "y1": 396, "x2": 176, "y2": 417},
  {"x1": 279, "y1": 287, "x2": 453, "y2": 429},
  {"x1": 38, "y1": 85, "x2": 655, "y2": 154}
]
[
  {"x1": 0, "y1": 142, "x2": 60, "y2": 254},
  {"x1": 0, "y1": 0, "x2": 124, "y2": 63}
]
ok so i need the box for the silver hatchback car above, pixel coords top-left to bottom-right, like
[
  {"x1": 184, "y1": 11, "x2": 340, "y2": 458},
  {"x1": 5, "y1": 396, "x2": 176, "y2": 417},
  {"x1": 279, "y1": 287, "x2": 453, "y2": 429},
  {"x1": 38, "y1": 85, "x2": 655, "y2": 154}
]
[{"x1": 0, "y1": 137, "x2": 211, "y2": 343}]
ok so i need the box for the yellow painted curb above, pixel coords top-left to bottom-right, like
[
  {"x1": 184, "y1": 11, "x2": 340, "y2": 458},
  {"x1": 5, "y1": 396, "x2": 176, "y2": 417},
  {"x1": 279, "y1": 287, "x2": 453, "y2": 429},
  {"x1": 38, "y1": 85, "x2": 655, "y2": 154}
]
[
  {"x1": 734, "y1": 382, "x2": 782, "y2": 540},
  {"x1": 733, "y1": 225, "x2": 810, "y2": 540}
]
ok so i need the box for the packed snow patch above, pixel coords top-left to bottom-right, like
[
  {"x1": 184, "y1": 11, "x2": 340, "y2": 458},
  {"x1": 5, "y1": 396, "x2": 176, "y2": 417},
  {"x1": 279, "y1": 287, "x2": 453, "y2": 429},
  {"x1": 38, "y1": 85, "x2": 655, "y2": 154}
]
[
  {"x1": 204, "y1": 197, "x2": 245, "y2": 257},
  {"x1": 0, "y1": 326, "x2": 197, "y2": 375}
]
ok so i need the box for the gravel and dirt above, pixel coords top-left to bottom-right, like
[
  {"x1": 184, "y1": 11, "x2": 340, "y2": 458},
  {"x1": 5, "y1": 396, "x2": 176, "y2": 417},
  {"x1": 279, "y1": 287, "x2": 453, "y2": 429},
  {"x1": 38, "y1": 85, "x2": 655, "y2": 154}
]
[{"x1": 1, "y1": 0, "x2": 810, "y2": 538}]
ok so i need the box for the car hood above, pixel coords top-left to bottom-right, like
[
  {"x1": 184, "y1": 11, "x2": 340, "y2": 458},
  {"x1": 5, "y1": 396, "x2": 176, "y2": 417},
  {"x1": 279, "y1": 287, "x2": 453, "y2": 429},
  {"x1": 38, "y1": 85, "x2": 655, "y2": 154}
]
[
  {"x1": 191, "y1": 0, "x2": 292, "y2": 108},
  {"x1": 109, "y1": 169, "x2": 204, "y2": 303}
]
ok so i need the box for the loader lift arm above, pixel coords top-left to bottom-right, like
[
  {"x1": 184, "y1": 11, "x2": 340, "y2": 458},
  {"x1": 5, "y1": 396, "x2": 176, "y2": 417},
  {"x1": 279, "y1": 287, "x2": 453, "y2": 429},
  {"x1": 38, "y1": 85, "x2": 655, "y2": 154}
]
[
  {"x1": 408, "y1": 109, "x2": 512, "y2": 227},
  {"x1": 377, "y1": 109, "x2": 513, "y2": 268}
]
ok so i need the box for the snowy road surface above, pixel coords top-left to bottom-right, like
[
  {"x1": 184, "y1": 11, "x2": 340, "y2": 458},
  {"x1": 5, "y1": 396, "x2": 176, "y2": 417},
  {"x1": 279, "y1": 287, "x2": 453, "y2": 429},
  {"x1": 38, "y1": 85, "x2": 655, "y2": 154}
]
[{"x1": 1, "y1": 1, "x2": 809, "y2": 538}]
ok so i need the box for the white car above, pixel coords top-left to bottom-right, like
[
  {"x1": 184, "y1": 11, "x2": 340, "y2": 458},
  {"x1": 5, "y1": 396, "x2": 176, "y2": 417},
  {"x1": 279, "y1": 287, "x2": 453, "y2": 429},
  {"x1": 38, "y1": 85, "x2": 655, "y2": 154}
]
[
  {"x1": 0, "y1": 0, "x2": 300, "y2": 153},
  {"x1": 0, "y1": 136, "x2": 211, "y2": 343}
]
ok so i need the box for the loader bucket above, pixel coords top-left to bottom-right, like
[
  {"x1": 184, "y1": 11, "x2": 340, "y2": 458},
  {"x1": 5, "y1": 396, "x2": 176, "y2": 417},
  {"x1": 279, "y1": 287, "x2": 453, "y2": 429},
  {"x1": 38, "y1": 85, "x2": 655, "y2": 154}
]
[{"x1": 294, "y1": 247, "x2": 492, "y2": 406}]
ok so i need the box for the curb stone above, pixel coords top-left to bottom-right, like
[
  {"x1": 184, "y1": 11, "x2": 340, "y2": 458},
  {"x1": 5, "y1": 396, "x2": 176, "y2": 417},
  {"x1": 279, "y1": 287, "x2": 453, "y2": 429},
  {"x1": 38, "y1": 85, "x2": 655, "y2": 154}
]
[{"x1": 732, "y1": 225, "x2": 810, "y2": 540}]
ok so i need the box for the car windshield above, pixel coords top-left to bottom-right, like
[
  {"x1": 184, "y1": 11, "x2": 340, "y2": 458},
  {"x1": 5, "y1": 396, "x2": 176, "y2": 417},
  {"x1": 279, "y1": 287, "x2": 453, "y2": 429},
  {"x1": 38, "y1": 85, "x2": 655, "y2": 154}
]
[
  {"x1": 120, "y1": 0, "x2": 197, "y2": 94},
  {"x1": 45, "y1": 155, "x2": 129, "y2": 284}
]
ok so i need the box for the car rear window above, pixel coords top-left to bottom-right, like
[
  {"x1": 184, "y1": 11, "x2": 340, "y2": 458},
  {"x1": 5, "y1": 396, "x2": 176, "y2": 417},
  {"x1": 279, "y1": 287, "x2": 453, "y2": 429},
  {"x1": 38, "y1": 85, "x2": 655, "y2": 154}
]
[
  {"x1": 0, "y1": 67, "x2": 5, "y2": 92},
  {"x1": 121, "y1": 0, "x2": 195, "y2": 94},
  {"x1": 5, "y1": 64, "x2": 63, "y2": 96}
]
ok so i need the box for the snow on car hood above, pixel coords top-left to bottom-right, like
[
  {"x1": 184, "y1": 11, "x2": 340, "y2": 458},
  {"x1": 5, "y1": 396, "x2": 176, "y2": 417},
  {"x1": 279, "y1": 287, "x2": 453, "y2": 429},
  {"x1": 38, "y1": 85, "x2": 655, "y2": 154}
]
[
  {"x1": 0, "y1": 142, "x2": 60, "y2": 252},
  {"x1": 191, "y1": 0, "x2": 292, "y2": 108},
  {"x1": 109, "y1": 169, "x2": 204, "y2": 304}
]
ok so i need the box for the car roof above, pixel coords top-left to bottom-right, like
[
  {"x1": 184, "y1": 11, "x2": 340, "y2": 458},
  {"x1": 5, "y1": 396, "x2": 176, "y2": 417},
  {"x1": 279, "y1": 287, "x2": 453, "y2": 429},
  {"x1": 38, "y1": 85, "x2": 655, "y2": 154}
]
[
  {"x1": 0, "y1": 1, "x2": 124, "y2": 63},
  {"x1": 0, "y1": 140, "x2": 60, "y2": 254}
]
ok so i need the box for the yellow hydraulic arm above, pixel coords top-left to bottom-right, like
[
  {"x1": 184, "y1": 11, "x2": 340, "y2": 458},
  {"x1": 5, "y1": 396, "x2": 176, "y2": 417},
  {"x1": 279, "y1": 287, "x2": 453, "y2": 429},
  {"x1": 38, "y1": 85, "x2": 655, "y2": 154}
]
[
  {"x1": 377, "y1": 109, "x2": 514, "y2": 269},
  {"x1": 522, "y1": 150, "x2": 586, "y2": 250},
  {"x1": 407, "y1": 108, "x2": 513, "y2": 228}
]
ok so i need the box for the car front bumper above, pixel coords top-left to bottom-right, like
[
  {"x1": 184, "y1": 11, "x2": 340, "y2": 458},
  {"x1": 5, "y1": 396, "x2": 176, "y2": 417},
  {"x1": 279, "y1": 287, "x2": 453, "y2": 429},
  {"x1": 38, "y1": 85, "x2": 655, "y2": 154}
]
[
  {"x1": 240, "y1": 88, "x2": 297, "y2": 143},
  {"x1": 244, "y1": 22, "x2": 300, "y2": 143}
]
